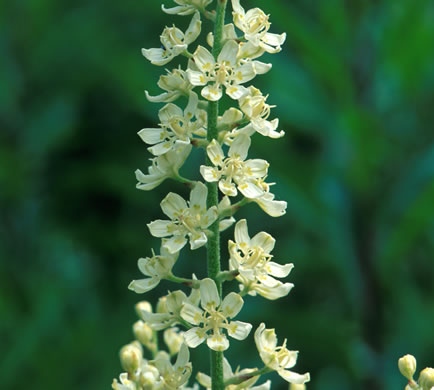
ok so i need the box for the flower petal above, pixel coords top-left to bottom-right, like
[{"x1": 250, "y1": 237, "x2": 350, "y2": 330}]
[
  {"x1": 184, "y1": 327, "x2": 207, "y2": 348},
  {"x1": 226, "y1": 320, "x2": 252, "y2": 340},
  {"x1": 251, "y1": 231, "x2": 275, "y2": 253},
  {"x1": 184, "y1": 11, "x2": 202, "y2": 45},
  {"x1": 234, "y1": 219, "x2": 251, "y2": 247},
  {"x1": 202, "y1": 84, "x2": 223, "y2": 101},
  {"x1": 238, "y1": 180, "x2": 264, "y2": 199},
  {"x1": 200, "y1": 166, "x2": 220, "y2": 182},
  {"x1": 128, "y1": 277, "x2": 160, "y2": 293},
  {"x1": 206, "y1": 139, "x2": 225, "y2": 166},
  {"x1": 138, "y1": 128, "x2": 166, "y2": 145},
  {"x1": 148, "y1": 220, "x2": 173, "y2": 237},
  {"x1": 161, "y1": 192, "x2": 188, "y2": 219},
  {"x1": 200, "y1": 278, "x2": 220, "y2": 310},
  {"x1": 189, "y1": 182, "x2": 208, "y2": 212},
  {"x1": 193, "y1": 46, "x2": 215, "y2": 72},
  {"x1": 228, "y1": 133, "x2": 250, "y2": 160},
  {"x1": 163, "y1": 235, "x2": 188, "y2": 254},
  {"x1": 180, "y1": 302, "x2": 204, "y2": 325},
  {"x1": 267, "y1": 262, "x2": 294, "y2": 278},
  {"x1": 221, "y1": 292, "x2": 244, "y2": 318},
  {"x1": 218, "y1": 40, "x2": 238, "y2": 66},
  {"x1": 277, "y1": 370, "x2": 310, "y2": 385},
  {"x1": 207, "y1": 333, "x2": 230, "y2": 351}
]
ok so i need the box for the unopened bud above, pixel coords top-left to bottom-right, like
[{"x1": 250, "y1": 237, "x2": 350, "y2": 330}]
[
  {"x1": 135, "y1": 301, "x2": 152, "y2": 317},
  {"x1": 133, "y1": 320, "x2": 154, "y2": 347},
  {"x1": 120, "y1": 342, "x2": 143, "y2": 373},
  {"x1": 399, "y1": 354, "x2": 417, "y2": 380},
  {"x1": 164, "y1": 328, "x2": 184, "y2": 355},
  {"x1": 290, "y1": 384, "x2": 306, "y2": 390},
  {"x1": 419, "y1": 367, "x2": 434, "y2": 390},
  {"x1": 157, "y1": 296, "x2": 168, "y2": 313}
]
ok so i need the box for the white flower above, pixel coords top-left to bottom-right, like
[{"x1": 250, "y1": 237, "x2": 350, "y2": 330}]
[
  {"x1": 143, "y1": 12, "x2": 201, "y2": 66},
  {"x1": 197, "y1": 357, "x2": 271, "y2": 390},
  {"x1": 162, "y1": 0, "x2": 213, "y2": 16},
  {"x1": 133, "y1": 321, "x2": 156, "y2": 352},
  {"x1": 146, "y1": 67, "x2": 192, "y2": 103},
  {"x1": 135, "y1": 144, "x2": 192, "y2": 191},
  {"x1": 187, "y1": 41, "x2": 256, "y2": 101},
  {"x1": 229, "y1": 219, "x2": 294, "y2": 300},
  {"x1": 231, "y1": 0, "x2": 286, "y2": 54},
  {"x1": 200, "y1": 135, "x2": 268, "y2": 198},
  {"x1": 137, "y1": 361, "x2": 162, "y2": 389},
  {"x1": 112, "y1": 373, "x2": 137, "y2": 390},
  {"x1": 181, "y1": 278, "x2": 252, "y2": 351},
  {"x1": 139, "y1": 92, "x2": 206, "y2": 156},
  {"x1": 153, "y1": 344, "x2": 192, "y2": 390},
  {"x1": 148, "y1": 182, "x2": 218, "y2": 253},
  {"x1": 254, "y1": 323, "x2": 310, "y2": 385},
  {"x1": 128, "y1": 241, "x2": 179, "y2": 294},
  {"x1": 238, "y1": 86, "x2": 284, "y2": 139},
  {"x1": 140, "y1": 288, "x2": 200, "y2": 331}
]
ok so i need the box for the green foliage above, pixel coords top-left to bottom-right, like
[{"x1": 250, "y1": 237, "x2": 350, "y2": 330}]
[{"x1": 1, "y1": 1, "x2": 433, "y2": 389}]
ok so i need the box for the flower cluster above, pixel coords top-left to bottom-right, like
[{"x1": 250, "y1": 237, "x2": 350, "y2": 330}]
[
  {"x1": 113, "y1": 1, "x2": 310, "y2": 389},
  {"x1": 399, "y1": 354, "x2": 434, "y2": 390}
]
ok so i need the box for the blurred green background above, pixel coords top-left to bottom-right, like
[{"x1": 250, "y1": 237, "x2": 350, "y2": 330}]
[{"x1": 1, "y1": 0, "x2": 434, "y2": 389}]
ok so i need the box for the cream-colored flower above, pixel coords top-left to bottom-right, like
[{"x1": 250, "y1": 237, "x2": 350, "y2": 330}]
[
  {"x1": 181, "y1": 278, "x2": 252, "y2": 351},
  {"x1": 398, "y1": 354, "x2": 417, "y2": 381},
  {"x1": 254, "y1": 323, "x2": 310, "y2": 385},
  {"x1": 128, "y1": 240, "x2": 179, "y2": 294},
  {"x1": 153, "y1": 344, "x2": 192, "y2": 390},
  {"x1": 231, "y1": 0, "x2": 286, "y2": 54},
  {"x1": 229, "y1": 219, "x2": 294, "y2": 300},
  {"x1": 162, "y1": 0, "x2": 213, "y2": 16},
  {"x1": 238, "y1": 86, "x2": 284, "y2": 139},
  {"x1": 200, "y1": 135, "x2": 269, "y2": 198},
  {"x1": 143, "y1": 12, "x2": 201, "y2": 66},
  {"x1": 139, "y1": 288, "x2": 200, "y2": 331},
  {"x1": 146, "y1": 67, "x2": 192, "y2": 103},
  {"x1": 148, "y1": 182, "x2": 218, "y2": 253},
  {"x1": 135, "y1": 144, "x2": 192, "y2": 191},
  {"x1": 139, "y1": 92, "x2": 206, "y2": 156},
  {"x1": 187, "y1": 41, "x2": 256, "y2": 101},
  {"x1": 112, "y1": 373, "x2": 137, "y2": 390},
  {"x1": 133, "y1": 320, "x2": 156, "y2": 352},
  {"x1": 197, "y1": 357, "x2": 271, "y2": 390},
  {"x1": 120, "y1": 342, "x2": 143, "y2": 374}
]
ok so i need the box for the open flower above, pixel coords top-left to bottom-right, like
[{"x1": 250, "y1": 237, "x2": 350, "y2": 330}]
[
  {"x1": 197, "y1": 357, "x2": 271, "y2": 390},
  {"x1": 187, "y1": 40, "x2": 256, "y2": 101},
  {"x1": 140, "y1": 288, "x2": 200, "y2": 331},
  {"x1": 146, "y1": 67, "x2": 192, "y2": 103},
  {"x1": 143, "y1": 12, "x2": 201, "y2": 66},
  {"x1": 231, "y1": 0, "x2": 286, "y2": 54},
  {"x1": 153, "y1": 344, "x2": 192, "y2": 390},
  {"x1": 128, "y1": 240, "x2": 179, "y2": 294},
  {"x1": 162, "y1": 0, "x2": 213, "y2": 15},
  {"x1": 229, "y1": 219, "x2": 294, "y2": 300},
  {"x1": 112, "y1": 373, "x2": 137, "y2": 390},
  {"x1": 135, "y1": 143, "x2": 192, "y2": 191},
  {"x1": 254, "y1": 323, "x2": 310, "y2": 385},
  {"x1": 148, "y1": 182, "x2": 218, "y2": 253},
  {"x1": 200, "y1": 135, "x2": 269, "y2": 198},
  {"x1": 139, "y1": 92, "x2": 206, "y2": 156},
  {"x1": 181, "y1": 278, "x2": 252, "y2": 351},
  {"x1": 238, "y1": 86, "x2": 284, "y2": 139}
]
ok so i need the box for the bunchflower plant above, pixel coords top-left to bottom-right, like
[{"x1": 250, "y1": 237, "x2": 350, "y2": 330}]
[
  {"x1": 138, "y1": 92, "x2": 206, "y2": 156},
  {"x1": 135, "y1": 143, "x2": 192, "y2": 191},
  {"x1": 231, "y1": 0, "x2": 286, "y2": 54},
  {"x1": 200, "y1": 134, "x2": 269, "y2": 198},
  {"x1": 128, "y1": 240, "x2": 179, "y2": 294},
  {"x1": 162, "y1": 0, "x2": 213, "y2": 16},
  {"x1": 148, "y1": 182, "x2": 218, "y2": 253},
  {"x1": 113, "y1": 1, "x2": 311, "y2": 390},
  {"x1": 229, "y1": 219, "x2": 294, "y2": 300},
  {"x1": 181, "y1": 278, "x2": 252, "y2": 351},
  {"x1": 142, "y1": 12, "x2": 201, "y2": 66},
  {"x1": 254, "y1": 323, "x2": 310, "y2": 385},
  {"x1": 187, "y1": 40, "x2": 257, "y2": 101}
]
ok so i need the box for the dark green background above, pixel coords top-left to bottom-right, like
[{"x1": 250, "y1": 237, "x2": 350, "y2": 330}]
[{"x1": 1, "y1": 0, "x2": 433, "y2": 389}]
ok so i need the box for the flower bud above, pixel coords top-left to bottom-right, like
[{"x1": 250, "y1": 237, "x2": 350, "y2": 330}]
[
  {"x1": 133, "y1": 320, "x2": 154, "y2": 347},
  {"x1": 120, "y1": 342, "x2": 143, "y2": 373},
  {"x1": 164, "y1": 328, "x2": 184, "y2": 355},
  {"x1": 135, "y1": 301, "x2": 152, "y2": 317},
  {"x1": 399, "y1": 354, "x2": 417, "y2": 380},
  {"x1": 290, "y1": 384, "x2": 306, "y2": 390},
  {"x1": 419, "y1": 367, "x2": 434, "y2": 390}
]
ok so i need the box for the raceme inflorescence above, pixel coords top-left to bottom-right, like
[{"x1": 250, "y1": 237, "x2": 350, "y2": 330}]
[{"x1": 112, "y1": 1, "x2": 310, "y2": 390}]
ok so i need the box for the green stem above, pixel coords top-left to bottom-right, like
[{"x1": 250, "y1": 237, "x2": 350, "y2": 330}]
[
  {"x1": 206, "y1": 2, "x2": 227, "y2": 390},
  {"x1": 223, "y1": 367, "x2": 272, "y2": 386},
  {"x1": 166, "y1": 274, "x2": 200, "y2": 288}
]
